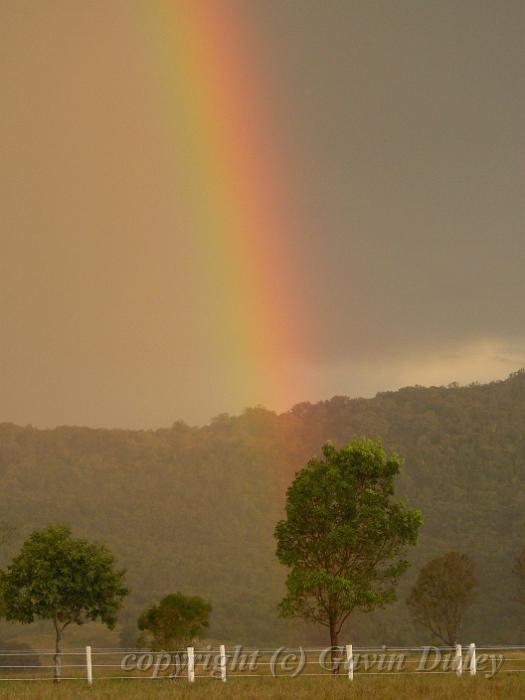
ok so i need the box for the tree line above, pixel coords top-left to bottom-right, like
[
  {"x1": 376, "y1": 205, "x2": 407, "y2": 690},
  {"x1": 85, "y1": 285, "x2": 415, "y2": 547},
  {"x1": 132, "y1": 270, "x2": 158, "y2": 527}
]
[
  {"x1": 2, "y1": 371, "x2": 525, "y2": 644},
  {"x1": 2, "y1": 435, "x2": 525, "y2": 680}
]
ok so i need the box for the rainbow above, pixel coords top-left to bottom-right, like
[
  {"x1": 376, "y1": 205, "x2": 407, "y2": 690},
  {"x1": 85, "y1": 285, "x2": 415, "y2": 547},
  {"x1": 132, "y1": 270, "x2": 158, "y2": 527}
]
[{"x1": 140, "y1": 1, "x2": 309, "y2": 411}]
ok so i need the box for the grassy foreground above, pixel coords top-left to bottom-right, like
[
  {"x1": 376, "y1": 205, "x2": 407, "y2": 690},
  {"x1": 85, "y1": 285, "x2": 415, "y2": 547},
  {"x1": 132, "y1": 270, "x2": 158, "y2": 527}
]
[{"x1": 0, "y1": 675, "x2": 525, "y2": 699}]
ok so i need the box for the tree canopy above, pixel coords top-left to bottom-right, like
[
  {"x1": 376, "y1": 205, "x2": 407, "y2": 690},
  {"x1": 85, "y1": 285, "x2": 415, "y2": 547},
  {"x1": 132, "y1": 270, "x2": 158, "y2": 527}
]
[
  {"x1": 137, "y1": 593, "x2": 211, "y2": 650},
  {"x1": 0, "y1": 525, "x2": 128, "y2": 681},
  {"x1": 275, "y1": 438, "x2": 422, "y2": 651},
  {"x1": 407, "y1": 551, "x2": 477, "y2": 645}
]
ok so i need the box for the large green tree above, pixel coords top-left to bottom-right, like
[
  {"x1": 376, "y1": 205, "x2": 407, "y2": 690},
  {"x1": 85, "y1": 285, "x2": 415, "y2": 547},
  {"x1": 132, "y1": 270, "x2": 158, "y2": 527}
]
[
  {"x1": 0, "y1": 525, "x2": 128, "y2": 682},
  {"x1": 137, "y1": 593, "x2": 211, "y2": 650},
  {"x1": 407, "y1": 551, "x2": 477, "y2": 645},
  {"x1": 275, "y1": 438, "x2": 422, "y2": 655}
]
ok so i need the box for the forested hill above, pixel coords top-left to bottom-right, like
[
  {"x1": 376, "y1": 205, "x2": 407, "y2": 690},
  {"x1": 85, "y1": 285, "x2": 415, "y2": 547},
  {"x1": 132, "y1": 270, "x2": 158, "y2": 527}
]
[{"x1": 2, "y1": 371, "x2": 525, "y2": 646}]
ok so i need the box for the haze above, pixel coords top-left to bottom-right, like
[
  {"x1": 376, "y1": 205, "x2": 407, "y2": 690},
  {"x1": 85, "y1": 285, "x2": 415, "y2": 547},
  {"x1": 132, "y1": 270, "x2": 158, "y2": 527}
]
[{"x1": 1, "y1": 0, "x2": 524, "y2": 428}]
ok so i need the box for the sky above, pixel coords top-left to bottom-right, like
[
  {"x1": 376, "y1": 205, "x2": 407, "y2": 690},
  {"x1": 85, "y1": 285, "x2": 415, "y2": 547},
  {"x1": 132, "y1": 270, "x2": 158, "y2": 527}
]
[{"x1": 1, "y1": 0, "x2": 524, "y2": 429}]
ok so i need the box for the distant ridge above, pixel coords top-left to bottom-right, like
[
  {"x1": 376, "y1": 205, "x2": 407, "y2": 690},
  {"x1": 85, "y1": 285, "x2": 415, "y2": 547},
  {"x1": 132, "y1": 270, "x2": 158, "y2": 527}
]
[{"x1": 1, "y1": 371, "x2": 525, "y2": 646}]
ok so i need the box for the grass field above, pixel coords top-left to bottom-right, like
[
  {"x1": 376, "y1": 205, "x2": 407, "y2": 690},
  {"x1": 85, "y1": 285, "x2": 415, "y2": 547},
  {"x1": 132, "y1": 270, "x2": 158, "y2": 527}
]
[{"x1": 1, "y1": 675, "x2": 525, "y2": 699}]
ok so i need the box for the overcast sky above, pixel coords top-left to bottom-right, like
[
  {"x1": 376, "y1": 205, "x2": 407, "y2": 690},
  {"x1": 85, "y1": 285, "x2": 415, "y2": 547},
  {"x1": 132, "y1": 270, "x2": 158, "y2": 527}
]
[{"x1": 1, "y1": 0, "x2": 524, "y2": 428}]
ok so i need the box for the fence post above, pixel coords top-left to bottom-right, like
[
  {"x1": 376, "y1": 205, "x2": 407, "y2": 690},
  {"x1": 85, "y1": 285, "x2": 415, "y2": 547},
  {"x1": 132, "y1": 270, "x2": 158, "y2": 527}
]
[
  {"x1": 455, "y1": 644, "x2": 462, "y2": 676},
  {"x1": 469, "y1": 643, "x2": 476, "y2": 676},
  {"x1": 219, "y1": 644, "x2": 227, "y2": 682},
  {"x1": 85, "y1": 645, "x2": 93, "y2": 685},
  {"x1": 187, "y1": 646, "x2": 195, "y2": 683},
  {"x1": 346, "y1": 644, "x2": 354, "y2": 680}
]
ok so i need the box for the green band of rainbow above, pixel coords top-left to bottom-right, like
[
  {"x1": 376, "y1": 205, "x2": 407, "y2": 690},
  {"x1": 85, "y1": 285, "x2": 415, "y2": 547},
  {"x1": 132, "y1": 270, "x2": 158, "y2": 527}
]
[{"x1": 139, "y1": 1, "x2": 310, "y2": 409}]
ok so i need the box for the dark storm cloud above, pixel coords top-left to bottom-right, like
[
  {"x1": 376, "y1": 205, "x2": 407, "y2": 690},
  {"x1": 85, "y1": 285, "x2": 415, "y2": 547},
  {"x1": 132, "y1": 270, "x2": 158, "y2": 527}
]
[
  {"x1": 1, "y1": 0, "x2": 524, "y2": 427},
  {"x1": 253, "y1": 0, "x2": 525, "y2": 363}
]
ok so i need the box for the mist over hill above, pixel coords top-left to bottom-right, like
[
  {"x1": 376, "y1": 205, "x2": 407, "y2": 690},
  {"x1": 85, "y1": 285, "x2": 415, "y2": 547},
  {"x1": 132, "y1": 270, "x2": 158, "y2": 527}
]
[{"x1": 1, "y1": 371, "x2": 525, "y2": 647}]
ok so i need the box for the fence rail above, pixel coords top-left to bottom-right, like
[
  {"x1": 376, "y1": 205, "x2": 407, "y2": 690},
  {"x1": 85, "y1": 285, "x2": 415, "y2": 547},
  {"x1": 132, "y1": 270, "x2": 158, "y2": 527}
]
[{"x1": 1, "y1": 643, "x2": 525, "y2": 683}]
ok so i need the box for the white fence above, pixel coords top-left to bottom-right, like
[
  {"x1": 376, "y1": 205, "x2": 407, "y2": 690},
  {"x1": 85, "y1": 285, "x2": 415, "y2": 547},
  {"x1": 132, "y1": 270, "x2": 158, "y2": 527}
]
[{"x1": 1, "y1": 644, "x2": 525, "y2": 683}]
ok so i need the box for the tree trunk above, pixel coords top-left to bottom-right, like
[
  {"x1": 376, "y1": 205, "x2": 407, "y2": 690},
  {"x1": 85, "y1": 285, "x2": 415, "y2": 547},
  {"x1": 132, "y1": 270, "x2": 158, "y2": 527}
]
[
  {"x1": 54, "y1": 620, "x2": 61, "y2": 684},
  {"x1": 329, "y1": 619, "x2": 340, "y2": 674}
]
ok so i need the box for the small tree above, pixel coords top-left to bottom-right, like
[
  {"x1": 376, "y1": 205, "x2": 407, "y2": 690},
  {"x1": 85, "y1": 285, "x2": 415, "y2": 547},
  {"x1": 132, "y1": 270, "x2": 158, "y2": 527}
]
[
  {"x1": 275, "y1": 439, "x2": 422, "y2": 664},
  {"x1": 0, "y1": 525, "x2": 128, "y2": 682},
  {"x1": 137, "y1": 593, "x2": 211, "y2": 650},
  {"x1": 512, "y1": 548, "x2": 525, "y2": 605},
  {"x1": 407, "y1": 551, "x2": 477, "y2": 645}
]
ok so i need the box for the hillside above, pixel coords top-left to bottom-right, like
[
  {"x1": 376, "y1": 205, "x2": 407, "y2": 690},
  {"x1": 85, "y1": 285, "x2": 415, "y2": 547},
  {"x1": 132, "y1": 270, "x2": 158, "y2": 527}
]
[{"x1": 1, "y1": 371, "x2": 525, "y2": 647}]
